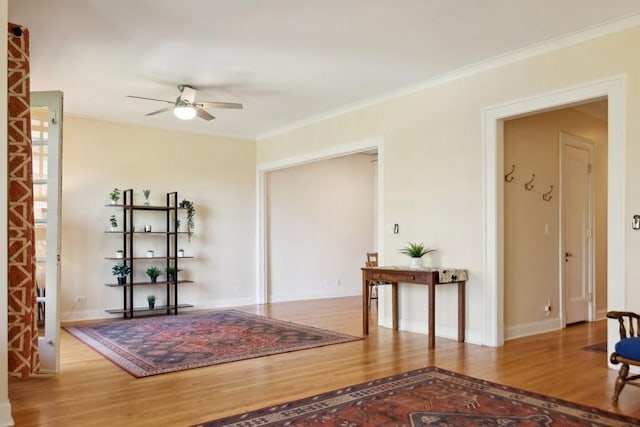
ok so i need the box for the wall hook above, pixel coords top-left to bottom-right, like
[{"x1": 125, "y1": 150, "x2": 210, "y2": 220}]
[
  {"x1": 542, "y1": 185, "x2": 553, "y2": 201},
  {"x1": 524, "y1": 174, "x2": 535, "y2": 190},
  {"x1": 504, "y1": 164, "x2": 515, "y2": 182}
]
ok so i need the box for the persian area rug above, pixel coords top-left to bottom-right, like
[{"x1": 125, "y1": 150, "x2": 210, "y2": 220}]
[
  {"x1": 197, "y1": 367, "x2": 639, "y2": 427},
  {"x1": 64, "y1": 310, "x2": 360, "y2": 378},
  {"x1": 583, "y1": 342, "x2": 608, "y2": 353}
]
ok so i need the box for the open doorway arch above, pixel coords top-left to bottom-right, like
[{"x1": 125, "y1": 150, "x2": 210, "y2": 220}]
[
  {"x1": 483, "y1": 76, "x2": 625, "y2": 348},
  {"x1": 255, "y1": 136, "x2": 385, "y2": 304}
]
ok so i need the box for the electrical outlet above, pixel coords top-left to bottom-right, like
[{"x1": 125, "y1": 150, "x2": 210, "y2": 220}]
[{"x1": 544, "y1": 304, "x2": 551, "y2": 312}]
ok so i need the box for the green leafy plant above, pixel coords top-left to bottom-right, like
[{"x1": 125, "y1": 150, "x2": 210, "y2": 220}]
[
  {"x1": 143, "y1": 189, "x2": 150, "y2": 199},
  {"x1": 147, "y1": 294, "x2": 156, "y2": 303},
  {"x1": 145, "y1": 266, "x2": 161, "y2": 282},
  {"x1": 109, "y1": 214, "x2": 117, "y2": 228},
  {"x1": 165, "y1": 266, "x2": 182, "y2": 282},
  {"x1": 398, "y1": 242, "x2": 435, "y2": 258},
  {"x1": 179, "y1": 199, "x2": 195, "y2": 241},
  {"x1": 109, "y1": 188, "x2": 121, "y2": 203},
  {"x1": 112, "y1": 263, "x2": 131, "y2": 277}
]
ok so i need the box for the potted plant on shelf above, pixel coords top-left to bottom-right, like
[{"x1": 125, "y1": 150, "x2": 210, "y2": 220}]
[
  {"x1": 112, "y1": 263, "x2": 131, "y2": 284},
  {"x1": 179, "y1": 199, "x2": 195, "y2": 241},
  {"x1": 147, "y1": 294, "x2": 156, "y2": 309},
  {"x1": 109, "y1": 215, "x2": 118, "y2": 231},
  {"x1": 109, "y1": 188, "x2": 121, "y2": 204},
  {"x1": 398, "y1": 242, "x2": 436, "y2": 269},
  {"x1": 146, "y1": 266, "x2": 161, "y2": 283},
  {"x1": 165, "y1": 266, "x2": 181, "y2": 282},
  {"x1": 115, "y1": 249, "x2": 124, "y2": 259},
  {"x1": 143, "y1": 189, "x2": 150, "y2": 206}
]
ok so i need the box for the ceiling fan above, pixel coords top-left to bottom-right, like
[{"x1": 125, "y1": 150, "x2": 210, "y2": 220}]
[{"x1": 126, "y1": 85, "x2": 243, "y2": 121}]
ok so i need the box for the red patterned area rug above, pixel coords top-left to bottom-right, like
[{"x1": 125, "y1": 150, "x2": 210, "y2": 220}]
[
  {"x1": 64, "y1": 310, "x2": 360, "y2": 378},
  {"x1": 197, "y1": 367, "x2": 639, "y2": 426}
]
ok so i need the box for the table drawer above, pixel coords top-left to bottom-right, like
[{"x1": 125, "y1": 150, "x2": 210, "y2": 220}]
[{"x1": 369, "y1": 271, "x2": 434, "y2": 283}]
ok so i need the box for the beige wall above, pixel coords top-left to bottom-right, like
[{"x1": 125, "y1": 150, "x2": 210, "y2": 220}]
[
  {"x1": 267, "y1": 154, "x2": 375, "y2": 302},
  {"x1": 257, "y1": 25, "x2": 640, "y2": 343},
  {"x1": 61, "y1": 116, "x2": 256, "y2": 320},
  {"x1": 504, "y1": 107, "x2": 608, "y2": 338}
]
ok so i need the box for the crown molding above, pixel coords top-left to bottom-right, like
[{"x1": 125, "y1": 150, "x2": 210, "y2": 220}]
[{"x1": 258, "y1": 13, "x2": 640, "y2": 141}]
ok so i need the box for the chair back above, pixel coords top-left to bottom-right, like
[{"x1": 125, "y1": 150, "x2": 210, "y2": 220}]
[
  {"x1": 366, "y1": 252, "x2": 379, "y2": 267},
  {"x1": 608, "y1": 311, "x2": 640, "y2": 339}
]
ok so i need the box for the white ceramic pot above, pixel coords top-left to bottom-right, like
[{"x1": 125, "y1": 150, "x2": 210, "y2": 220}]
[
  {"x1": 410, "y1": 257, "x2": 423, "y2": 269},
  {"x1": 146, "y1": 250, "x2": 154, "y2": 258}
]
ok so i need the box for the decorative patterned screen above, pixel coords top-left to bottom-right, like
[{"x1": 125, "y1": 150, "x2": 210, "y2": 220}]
[{"x1": 7, "y1": 22, "x2": 39, "y2": 377}]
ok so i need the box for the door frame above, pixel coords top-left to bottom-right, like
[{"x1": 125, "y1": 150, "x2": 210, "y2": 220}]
[
  {"x1": 31, "y1": 91, "x2": 63, "y2": 373},
  {"x1": 483, "y1": 75, "x2": 625, "y2": 348},
  {"x1": 559, "y1": 132, "x2": 595, "y2": 326}
]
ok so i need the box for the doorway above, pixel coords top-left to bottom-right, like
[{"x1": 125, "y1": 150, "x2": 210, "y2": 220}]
[
  {"x1": 502, "y1": 104, "x2": 606, "y2": 338},
  {"x1": 483, "y1": 76, "x2": 625, "y2": 348}
]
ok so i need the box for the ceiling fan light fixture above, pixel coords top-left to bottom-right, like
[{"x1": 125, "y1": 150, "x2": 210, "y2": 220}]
[{"x1": 174, "y1": 105, "x2": 196, "y2": 120}]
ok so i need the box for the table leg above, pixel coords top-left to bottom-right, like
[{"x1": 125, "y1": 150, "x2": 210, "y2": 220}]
[
  {"x1": 392, "y1": 283, "x2": 398, "y2": 330},
  {"x1": 458, "y1": 281, "x2": 466, "y2": 342},
  {"x1": 428, "y1": 282, "x2": 435, "y2": 349},
  {"x1": 362, "y1": 273, "x2": 369, "y2": 336}
]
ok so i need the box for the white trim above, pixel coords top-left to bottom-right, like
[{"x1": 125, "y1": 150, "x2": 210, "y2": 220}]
[
  {"x1": 483, "y1": 75, "x2": 625, "y2": 348},
  {"x1": 258, "y1": 15, "x2": 640, "y2": 141},
  {"x1": 256, "y1": 136, "x2": 384, "y2": 304},
  {"x1": 506, "y1": 317, "x2": 562, "y2": 341}
]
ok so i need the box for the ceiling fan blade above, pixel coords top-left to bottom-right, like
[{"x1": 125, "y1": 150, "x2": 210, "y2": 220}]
[
  {"x1": 145, "y1": 106, "x2": 174, "y2": 116},
  {"x1": 126, "y1": 95, "x2": 175, "y2": 105},
  {"x1": 195, "y1": 108, "x2": 215, "y2": 121},
  {"x1": 198, "y1": 101, "x2": 243, "y2": 110}
]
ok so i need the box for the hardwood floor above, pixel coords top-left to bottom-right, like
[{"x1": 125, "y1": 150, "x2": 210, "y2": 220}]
[{"x1": 8, "y1": 296, "x2": 640, "y2": 426}]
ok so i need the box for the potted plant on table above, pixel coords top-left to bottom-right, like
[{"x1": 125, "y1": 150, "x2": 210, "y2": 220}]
[
  {"x1": 399, "y1": 242, "x2": 435, "y2": 269},
  {"x1": 146, "y1": 266, "x2": 161, "y2": 283},
  {"x1": 147, "y1": 294, "x2": 156, "y2": 309},
  {"x1": 112, "y1": 263, "x2": 131, "y2": 285}
]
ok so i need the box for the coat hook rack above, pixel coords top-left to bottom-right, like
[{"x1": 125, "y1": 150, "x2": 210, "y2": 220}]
[
  {"x1": 524, "y1": 174, "x2": 535, "y2": 190},
  {"x1": 504, "y1": 164, "x2": 515, "y2": 182},
  {"x1": 542, "y1": 185, "x2": 553, "y2": 201}
]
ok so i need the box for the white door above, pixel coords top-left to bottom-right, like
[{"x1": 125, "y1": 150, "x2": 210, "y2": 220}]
[
  {"x1": 561, "y1": 132, "x2": 593, "y2": 325},
  {"x1": 31, "y1": 91, "x2": 63, "y2": 373}
]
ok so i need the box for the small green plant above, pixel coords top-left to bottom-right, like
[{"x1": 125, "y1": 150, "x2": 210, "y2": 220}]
[
  {"x1": 175, "y1": 218, "x2": 181, "y2": 231},
  {"x1": 112, "y1": 263, "x2": 131, "y2": 284},
  {"x1": 109, "y1": 214, "x2": 117, "y2": 228},
  {"x1": 109, "y1": 188, "x2": 121, "y2": 203},
  {"x1": 179, "y1": 199, "x2": 195, "y2": 241},
  {"x1": 165, "y1": 266, "x2": 182, "y2": 282},
  {"x1": 398, "y1": 242, "x2": 435, "y2": 258},
  {"x1": 112, "y1": 263, "x2": 131, "y2": 277},
  {"x1": 147, "y1": 294, "x2": 156, "y2": 309},
  {"x1": 146, "y1": 266, "x2": 161, "y2": 283},
  {"x1": 143, "y1": 189, "x2": 150, "y2": 199}
]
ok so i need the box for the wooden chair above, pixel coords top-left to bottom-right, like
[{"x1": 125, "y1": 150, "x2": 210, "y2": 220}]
[
  {"x1": 607, "y1": 310, "x2": 640, "y2": 402},
  {"x1": 365, "y1": 252, "x2": 381, "y2": 309}
]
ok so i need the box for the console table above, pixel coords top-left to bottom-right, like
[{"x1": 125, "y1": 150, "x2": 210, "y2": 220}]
[{"x1": 361, "y1": 266, "x2": 468, "y2": 349}]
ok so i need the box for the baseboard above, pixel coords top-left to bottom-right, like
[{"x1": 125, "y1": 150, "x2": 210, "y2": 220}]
[
  {"x1": 0, "y1": 401, "x2": 14, "y2": 427},
  {"x1": 506, "y1": 317, "x2": 562, "y2": 340},
  {"x1": 269, "y1": 289, "x2": 359, "y2": 303},
  {"x1": 376, "y1": 318, "x2": 482, "y2": 346}
]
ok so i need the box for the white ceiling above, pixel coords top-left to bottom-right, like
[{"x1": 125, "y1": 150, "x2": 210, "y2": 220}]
[{"x1": 8, "y1": 1, "x2": 640, "y2": 140}]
